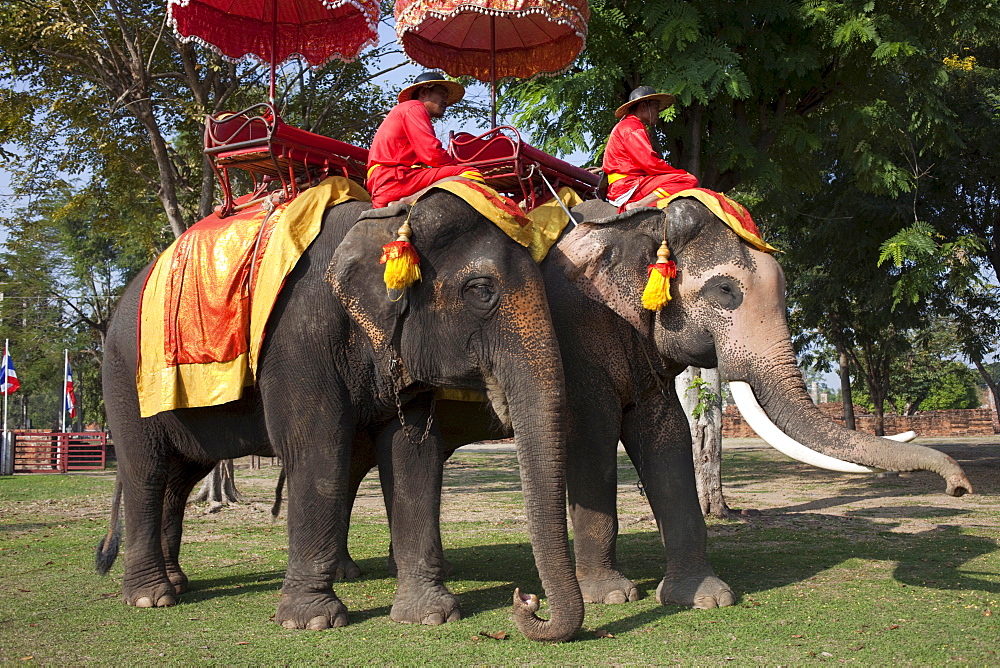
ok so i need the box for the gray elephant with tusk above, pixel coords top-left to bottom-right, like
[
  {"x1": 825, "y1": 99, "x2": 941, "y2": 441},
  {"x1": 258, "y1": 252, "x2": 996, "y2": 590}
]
[{"x1": 339, "y1": 194, "x2": 973, "y2": 612}]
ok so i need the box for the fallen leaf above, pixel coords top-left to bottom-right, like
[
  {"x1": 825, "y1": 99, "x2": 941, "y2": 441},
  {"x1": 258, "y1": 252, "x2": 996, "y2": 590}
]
[
  {"x1": 479, "y1": 631, "x2": 507, "y2": 640},
  {"x1": 791, "y1": 634, "x2": 803, "y2": 638},
  {"x1": 20, "y1": 658, "x2": 32, "y2": 661},
  {"x1": 821, "y1": 651, "x2": 833, "y2": 657},
  {"x1": 984, "y1": 609, "x2": 992, "y2": 617},
  {"x1": 594, "y1": 629, "x2": 615, "y2": 639},
  {"x1": 235, "y1": 641, "x2": 250, "y2": 645},
  {"x1": 17, "y1": 589, "x2": 30, "y2": 593},
  {"x1": 851, "y1": 645, "x2": 865, "y2": 651},
  {"x1": 889, "y1": 624, "x2": 900, "y2": 630}
]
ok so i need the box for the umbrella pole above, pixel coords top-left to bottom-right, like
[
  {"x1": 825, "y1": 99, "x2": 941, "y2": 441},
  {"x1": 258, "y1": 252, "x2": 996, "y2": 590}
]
[
  {"x1": 490, "y1": 16, "x2": 497, "y2": 128},
  {"x1": 269, "y1": 0, "x2": 278, "y2": 105}
]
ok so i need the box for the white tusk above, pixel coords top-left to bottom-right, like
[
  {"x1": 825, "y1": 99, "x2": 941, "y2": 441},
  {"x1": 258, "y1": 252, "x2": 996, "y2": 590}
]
[
  {"x1": 729, "y1": 381, "x2": 878, "y2": 473},
  {"x1": 885, "y1": 430, "x2": 917, "y2": 442}
]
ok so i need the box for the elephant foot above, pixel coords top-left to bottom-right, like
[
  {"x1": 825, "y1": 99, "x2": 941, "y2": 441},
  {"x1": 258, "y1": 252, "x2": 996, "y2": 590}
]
[
  {"x1": 656, "y1": 571, "x2": 735, "y2": 609},
  {"x1": 122, "y1": 579, "x2": 177, "y2": 608},
  {"x1": 389, "y1": 583, "x2": 461, "y2": 625},
  {"x1": 166, "y1": 568, "x2": 188, "y2": 594},
  {"x1": 275, "y1": 591, "x2": 348, "y2": 630},
  {"x1": 578, "y1": 570, "x2": 640, "y2": 604},
  {"x1": 333, "y1": 556, "x2": 361, "y2": 581}
]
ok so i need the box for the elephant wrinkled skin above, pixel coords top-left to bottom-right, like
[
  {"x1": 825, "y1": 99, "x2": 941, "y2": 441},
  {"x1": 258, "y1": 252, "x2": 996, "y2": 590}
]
[
  {"x1": 96, "y1": 192, "x2": 583, "y2": 642},
  {"x1": 342, "y1": 197, "x2": 972, "y2": 612}
]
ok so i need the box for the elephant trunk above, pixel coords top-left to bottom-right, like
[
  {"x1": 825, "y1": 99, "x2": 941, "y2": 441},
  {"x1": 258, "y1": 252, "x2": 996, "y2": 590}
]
[
  {"x1": 730, "y1": 341, "x2": 972, "y2": 497},
  {"x1": 492, "y1": 316, "x2": 584, "y2": 642}
]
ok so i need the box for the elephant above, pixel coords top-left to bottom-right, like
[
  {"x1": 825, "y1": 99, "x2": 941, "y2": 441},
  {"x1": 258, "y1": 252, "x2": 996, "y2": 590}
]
[
  {"x1": 95, "y1": 192, "x2": 584, "y2": 642},
  {"x1": 336, "y1": 196, "x2": 973, "y2": 611}
]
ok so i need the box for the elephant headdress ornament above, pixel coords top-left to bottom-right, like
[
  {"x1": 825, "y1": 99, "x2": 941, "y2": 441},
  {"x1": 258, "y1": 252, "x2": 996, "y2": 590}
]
[
  {"x1": 642, "y1": 189, "x2": 779, "y2": 311},
  {"x1": 380, "y1": 212, "x2": 421, "y2": 292}
]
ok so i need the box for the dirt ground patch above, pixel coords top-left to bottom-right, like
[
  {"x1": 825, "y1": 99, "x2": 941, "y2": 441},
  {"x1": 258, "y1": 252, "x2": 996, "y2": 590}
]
[{"x1": 213, "y1": 436, "x2": 999, "y2": 540}]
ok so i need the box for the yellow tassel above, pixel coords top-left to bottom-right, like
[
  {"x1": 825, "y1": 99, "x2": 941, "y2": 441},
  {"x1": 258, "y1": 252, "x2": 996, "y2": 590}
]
[
  {"x1": 380, "y1": 219, "x2": 421, "y2": 291},
  {"x1": 642, "y1": 241, "x2": 677, "y2": 311}
]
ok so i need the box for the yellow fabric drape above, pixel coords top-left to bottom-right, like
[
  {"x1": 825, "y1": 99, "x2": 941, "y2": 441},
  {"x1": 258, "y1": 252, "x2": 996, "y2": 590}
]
[{"x1": 137, "y1": 177, "x2": 370, "y2": 418}]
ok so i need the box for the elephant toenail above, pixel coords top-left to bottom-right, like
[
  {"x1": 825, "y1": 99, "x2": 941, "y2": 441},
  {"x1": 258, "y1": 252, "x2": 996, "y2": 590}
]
[
  {"x1": 605, "y1": 591, "x2": 627, "y2": 604},
  {"x1": 281, "y1": 619, "x2": 298, "y2": 629},
  {"x1": 423, "y1": 612, "x2": 445, "y2": 625},
  {"x1": 306, "y1": 616, "x2": 330, "y2": 630},
  {"x1": 332, "y1": 613, "x2": 348, "y2": 628},
  {"x1": 446, "y1": 608, "x2": 461, "y2": 623},
  {"x1": 135, "y1": 596, "x2": 154, "y2": 608},
  {"x1": 156, "y1": 595, "x2": 176, "y2": 607}
]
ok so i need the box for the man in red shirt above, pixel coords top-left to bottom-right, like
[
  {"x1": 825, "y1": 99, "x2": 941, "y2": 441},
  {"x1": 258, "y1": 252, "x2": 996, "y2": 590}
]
[
  {"x1": 602, "y1": 86, "x2": 698, "y2": 212},
  {"x1": 367, "y1": 72, "x2": 484, "y2": 208}
]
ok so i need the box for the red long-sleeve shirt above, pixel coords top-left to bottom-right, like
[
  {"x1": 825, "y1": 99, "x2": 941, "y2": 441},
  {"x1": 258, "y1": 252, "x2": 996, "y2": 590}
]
[
  {"x1": 602, "y1": 114, "x2": 689, "y2": 178},
  {"x1": 367, "y1": 99, "x2": 456, "y2": 170}
]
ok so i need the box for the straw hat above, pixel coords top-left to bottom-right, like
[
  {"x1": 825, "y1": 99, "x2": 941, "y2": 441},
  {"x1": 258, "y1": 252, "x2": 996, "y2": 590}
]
[
  {"x1": 615, "y1": 85, "x2": 676, "y2": 119},
  {"x1": 397, "y1": 71, "x2": 466, "y2": 105}
]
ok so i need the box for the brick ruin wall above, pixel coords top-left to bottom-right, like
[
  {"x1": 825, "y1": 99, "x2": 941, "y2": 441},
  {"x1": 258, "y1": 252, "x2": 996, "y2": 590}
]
[{"x1": 723, "y1": 402, "x2": 998, "y2": 438}]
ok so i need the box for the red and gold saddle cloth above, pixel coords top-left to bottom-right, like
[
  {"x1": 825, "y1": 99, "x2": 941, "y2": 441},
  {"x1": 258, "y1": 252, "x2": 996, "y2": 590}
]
[
  {"x1": 137, "y1": 176, "x2": 370, "y2": 418},
  {"x1": 654, "y1": 188, "x2": 778, "y2": 253}
]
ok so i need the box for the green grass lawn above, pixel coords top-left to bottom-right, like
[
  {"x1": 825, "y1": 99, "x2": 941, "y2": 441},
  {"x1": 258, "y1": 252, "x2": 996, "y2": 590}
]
[{"x1": 1, "y1": 439, "x2": 997, "y2": 664}]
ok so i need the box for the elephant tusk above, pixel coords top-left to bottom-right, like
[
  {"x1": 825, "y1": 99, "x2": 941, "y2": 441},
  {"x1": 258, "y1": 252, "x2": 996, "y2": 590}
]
[
  {"x1": 883, "y1": 430, "x2": 917, "y2": 442},
  {"x1": 729, "y1": 381, "x2": 880, "y2": 473}
]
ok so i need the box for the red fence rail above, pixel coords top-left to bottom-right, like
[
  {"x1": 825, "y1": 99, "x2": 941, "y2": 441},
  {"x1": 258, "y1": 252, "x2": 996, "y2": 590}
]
[{"x1": 11, "y1": 431, "x2": 107, "y2": 473}]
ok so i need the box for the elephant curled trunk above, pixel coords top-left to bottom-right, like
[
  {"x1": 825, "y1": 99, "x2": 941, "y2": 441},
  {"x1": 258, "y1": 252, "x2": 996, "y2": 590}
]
[{"x1": 492, "y1": 301, "x2": 584, "y2": 642}]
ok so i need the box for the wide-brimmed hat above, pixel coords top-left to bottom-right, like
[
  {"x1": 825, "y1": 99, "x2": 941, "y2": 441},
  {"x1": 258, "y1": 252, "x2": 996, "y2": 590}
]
[
  {"x1": 615, "y1": 86, "x2": 676, "y2": 119},
  {"x1": 397, "y1": 71, "x2": 466, "y2": 105}
]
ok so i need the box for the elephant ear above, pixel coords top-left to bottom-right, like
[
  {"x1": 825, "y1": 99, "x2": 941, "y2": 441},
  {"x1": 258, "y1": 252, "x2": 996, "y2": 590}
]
[
  {"x1": 328, "y1": 206, "x2": 413, "y2": 355},
  {"x1": 552, "y1": 208, "x2": 664, "y2": 335}
]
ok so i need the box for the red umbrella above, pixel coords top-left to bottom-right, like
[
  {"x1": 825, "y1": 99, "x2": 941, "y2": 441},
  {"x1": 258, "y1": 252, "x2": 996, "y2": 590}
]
[
  {"x1": 168, "y1": 0, "x2": 380, "y2": 102},
  {"x1": 394, "y1": 0, "x2": 589, "y2": 125}
]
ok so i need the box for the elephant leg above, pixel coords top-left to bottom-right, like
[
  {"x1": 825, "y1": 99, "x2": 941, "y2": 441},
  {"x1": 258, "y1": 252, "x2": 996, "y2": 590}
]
[
  {"x1": 566, "y1": 398, "x2": 638, "y2": 604},
  {"x1": 621, "y1": 389, "x2": 735, "y2": 609},
  {"x1": 160, "y1": 458, "x2": 215, "y2": 594},
  {"x1": 117, "y1": 435, "x2": 177, "y2": 608},
  {"x1": 376, "y1": 395, "x2": 459, "y2": 625},
  {"x1": 333, "y1": 433, "x2": 378, "y2": 581},
  {"x1": 266, "y1": 388, "x2": 355, "y2": 630}
]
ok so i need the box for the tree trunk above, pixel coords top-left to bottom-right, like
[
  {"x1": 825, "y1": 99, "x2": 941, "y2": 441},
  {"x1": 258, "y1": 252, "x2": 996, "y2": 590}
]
[
  {"x1": 191, "y1": 460, "x2": 241, "y2": 511},
  {"x1": 676, "y1": 367, "x2": 731, "y2": 518},
  {"x1": 836, "y1": 345, "x2": 856, "y2": 430}
]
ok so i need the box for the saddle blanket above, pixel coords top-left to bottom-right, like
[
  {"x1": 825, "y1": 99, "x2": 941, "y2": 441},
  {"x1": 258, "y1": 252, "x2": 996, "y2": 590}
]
[{"x1": 137, "y1": 176, "x2": 370, "y2": 418}]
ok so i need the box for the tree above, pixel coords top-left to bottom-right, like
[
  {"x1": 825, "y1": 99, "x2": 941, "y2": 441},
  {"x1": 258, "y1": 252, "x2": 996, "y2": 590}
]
[{"x1": 876, "y1": 46, "x2": 1000, "y2": 432}]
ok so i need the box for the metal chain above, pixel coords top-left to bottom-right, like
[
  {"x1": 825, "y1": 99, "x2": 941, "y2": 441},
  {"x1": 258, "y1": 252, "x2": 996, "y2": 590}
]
[{"x1": 388, "y1": 358, "x2": 436, "y2": 445}]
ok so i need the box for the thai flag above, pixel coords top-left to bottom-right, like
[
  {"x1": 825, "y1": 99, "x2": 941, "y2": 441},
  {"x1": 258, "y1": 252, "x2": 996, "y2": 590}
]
[
  {"x1": 0, "y1": 345, "x2": 19, "y2": 395},
  {"x1": 65, "y1": 361, "x2": 77, "y2": 419}
]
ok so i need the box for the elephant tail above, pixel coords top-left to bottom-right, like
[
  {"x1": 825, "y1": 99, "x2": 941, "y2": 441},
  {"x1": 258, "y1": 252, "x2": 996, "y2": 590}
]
[
  {"x1": 271, "y1": 467, "x2": 286, "y2": 520},
  {"x1": 95, "y1": 474, "x2": 123, "y2": 575}
]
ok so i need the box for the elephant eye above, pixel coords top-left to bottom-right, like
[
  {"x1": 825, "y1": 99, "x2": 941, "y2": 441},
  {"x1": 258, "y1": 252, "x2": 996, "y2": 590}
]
[
  {"x1": 462, "y1": 276, "x2": 499, "y2": 317},
  {"x1": 701, "y1": 275, "x2": 743, "y2": 310}
]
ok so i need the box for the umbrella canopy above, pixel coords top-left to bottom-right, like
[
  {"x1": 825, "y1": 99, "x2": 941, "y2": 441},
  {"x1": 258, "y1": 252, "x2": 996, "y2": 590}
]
[
  {"x1": 394, "y1": 0, "x2": 589, "y2": 82},
  {"x1": 168, "y1": 0, "x2": 379, "y2": 68}
]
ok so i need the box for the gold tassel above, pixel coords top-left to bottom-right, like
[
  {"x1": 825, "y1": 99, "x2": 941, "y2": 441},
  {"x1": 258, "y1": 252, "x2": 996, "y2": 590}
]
[
  {"x1": 642, "y1": 241, "x2": 677, "y2": 311},
  {"x1": 380, "y1": 219, "x2": 421, "y2": 291}
]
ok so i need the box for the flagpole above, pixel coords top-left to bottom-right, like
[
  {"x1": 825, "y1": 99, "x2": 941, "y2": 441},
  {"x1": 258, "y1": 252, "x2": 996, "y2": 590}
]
[
  {"x1": 61, "y1": 349, "x2": 68, "y2": 433},
  {"x1": 3, "y1": 340, "x2": 8, "y2": 446}
]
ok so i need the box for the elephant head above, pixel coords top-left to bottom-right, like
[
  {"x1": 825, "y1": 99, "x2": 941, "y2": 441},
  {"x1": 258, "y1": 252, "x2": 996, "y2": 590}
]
[
  {"x1": 328, "y1": 190, "x2": 583, "y2": 642},
  {"x1": 556, "y1": 199, "x2": 972, "y2": 496}
]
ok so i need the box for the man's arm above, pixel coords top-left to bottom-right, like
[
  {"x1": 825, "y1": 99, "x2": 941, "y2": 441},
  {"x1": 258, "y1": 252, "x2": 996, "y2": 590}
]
[
  {"x1": 403, "y1": 105, "x2": 455, "y2": 167},
  {"x1": 623, "y1": 126, "x2": 687, "y2": 176}
]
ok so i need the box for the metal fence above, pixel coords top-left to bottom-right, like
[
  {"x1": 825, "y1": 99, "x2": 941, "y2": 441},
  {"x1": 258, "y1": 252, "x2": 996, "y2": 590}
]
[{"x1": 11, "y1": 431, "x2": 107, "y2": 473}]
